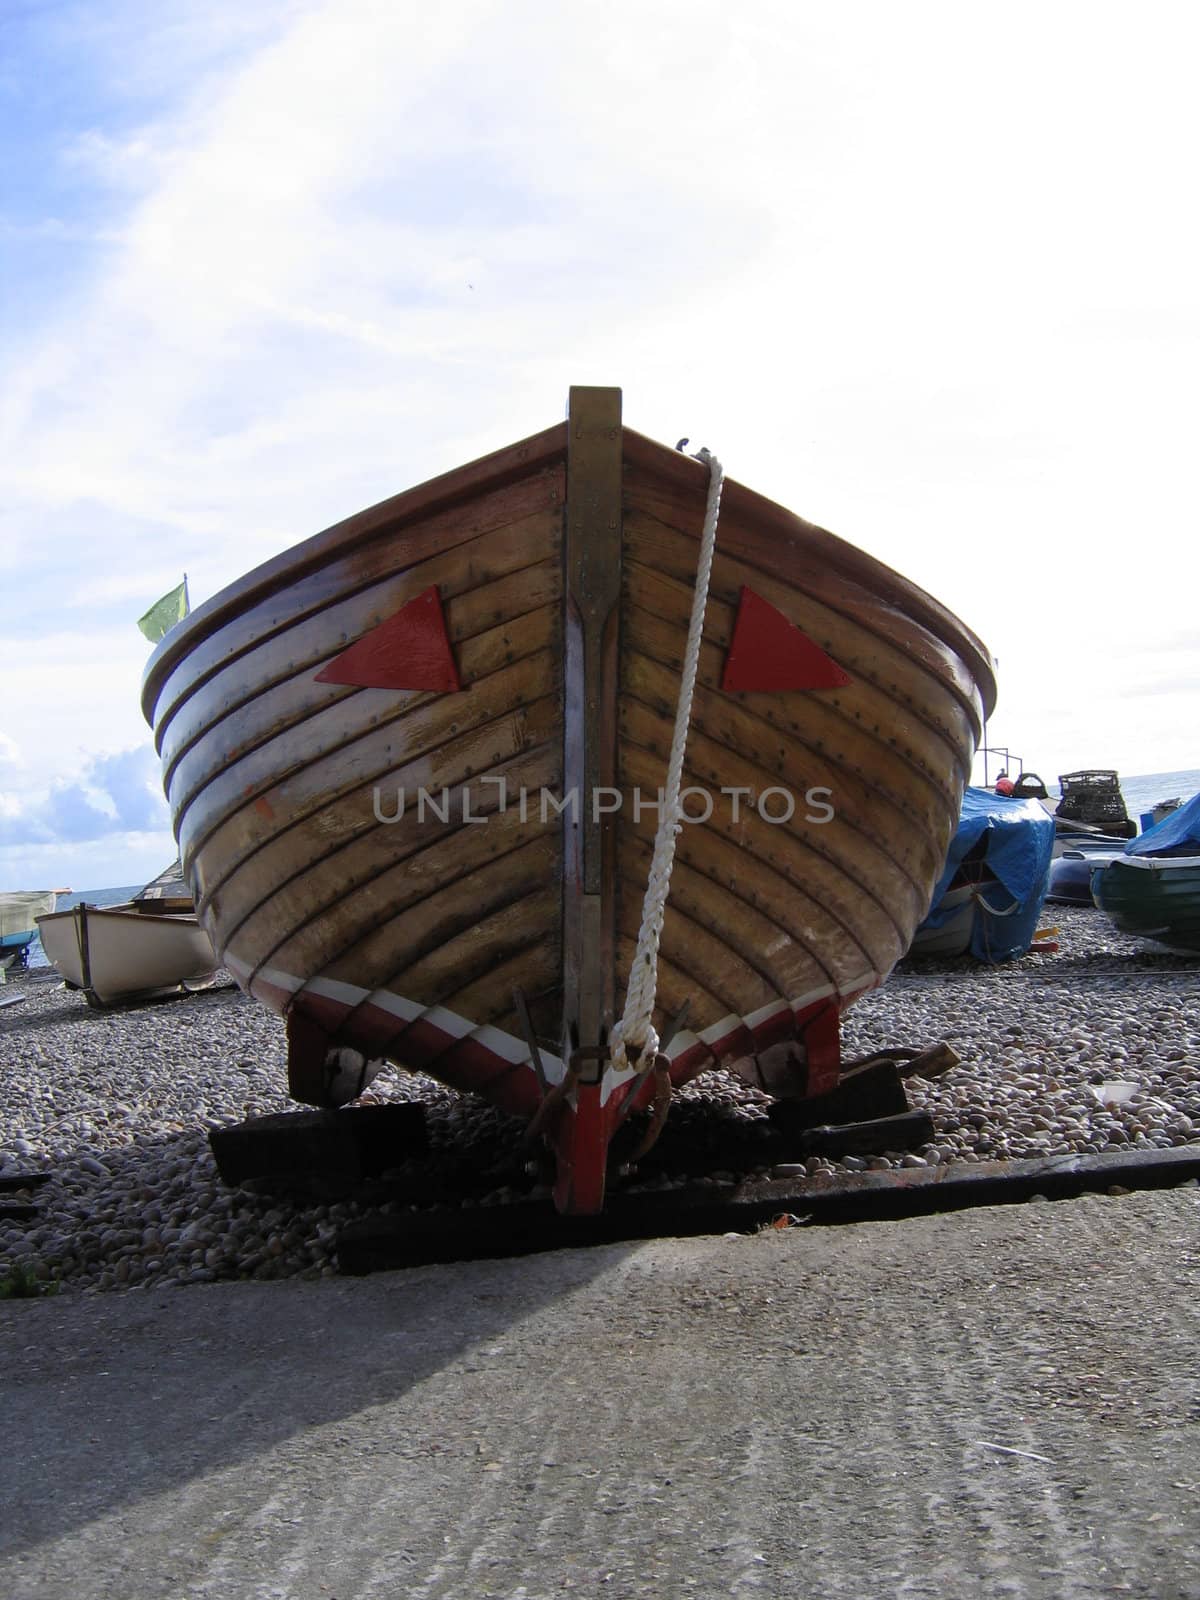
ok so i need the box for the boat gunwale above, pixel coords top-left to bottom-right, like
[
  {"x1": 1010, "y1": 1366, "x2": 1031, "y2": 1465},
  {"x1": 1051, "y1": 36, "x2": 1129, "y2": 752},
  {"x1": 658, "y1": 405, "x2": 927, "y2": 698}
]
[
  {"x1": 143, "y1": 417, "x2": 997, "y2": 733},
  {"x1": 156, "y1": 551, "x2": 560, "y2": 796},
  {"x1": 141, "y1": 421, "x2": 569, "y2": 725},
  {"x1": 620, "y1": 430, "x2": 997, "y2": 718},
  {"x1": 621, "y1": 546, "x2": 980, "y2": 769}
]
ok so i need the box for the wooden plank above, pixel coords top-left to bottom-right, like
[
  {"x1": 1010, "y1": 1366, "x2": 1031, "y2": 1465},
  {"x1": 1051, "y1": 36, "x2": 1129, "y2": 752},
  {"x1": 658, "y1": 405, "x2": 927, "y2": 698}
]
[
  {"x1": 178, "y1": 652, "x2": 559, "y2": 891},
  {"x1": 624, "y1": 659, "x2": 947, "y2": 915},
  {"x1": 563, "y1": 386, "x2": 623, "y2": 1071},
  {"x1": 144, "y1": 431, "x2": 567, "y2": 728},
  {"x1": 159, "y1": 544, "x2": 561, "y2": 786},
  {"x1": 622, "y1": 605, "x2": 958, "y2": 849},
  {"x1": 209, "y1": 1105, "x2": 428, "y2": 1188},
  {"x1": 228, "y1": 745, "x2": 561, "y2": 986},
  {"x1": 0, "y1": 1171, "x2": 50, "y2": 1192},
  {"x1": 767, "y1": 1062, "x2": 910, "y2": 1130},
  {"x1": 782, "y1": 1111, "x2": 936, "y2": 1159},
  {"x1": 334, "y1": 1145, "x2": 1200, "y2": 1272},
  {"x1": 620, "y1": 439, "x2": 995, "y2": 725}
]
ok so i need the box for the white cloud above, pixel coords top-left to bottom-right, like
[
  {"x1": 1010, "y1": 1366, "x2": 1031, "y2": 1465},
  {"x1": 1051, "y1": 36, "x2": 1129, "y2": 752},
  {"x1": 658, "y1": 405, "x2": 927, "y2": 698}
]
[{"x1": 2, "y1": 0, "x2": 1199, "y2": 883}]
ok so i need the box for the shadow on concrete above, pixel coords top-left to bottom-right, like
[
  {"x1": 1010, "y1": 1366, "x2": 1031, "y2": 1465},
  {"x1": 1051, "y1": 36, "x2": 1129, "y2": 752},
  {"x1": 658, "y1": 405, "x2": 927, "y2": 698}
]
[{"x1": 0, "y1": 1241, "x2": 636, "y2": 1557}]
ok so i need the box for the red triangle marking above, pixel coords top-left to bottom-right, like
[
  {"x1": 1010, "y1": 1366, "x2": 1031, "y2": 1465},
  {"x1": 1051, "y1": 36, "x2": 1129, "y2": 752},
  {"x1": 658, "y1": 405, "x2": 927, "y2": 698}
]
[
  {"x1": 721, "y1": 586, "x2": 852, "y2": 692},
  {"x1": 314, "y1": 586, "x2": 462, "y2": 691}
]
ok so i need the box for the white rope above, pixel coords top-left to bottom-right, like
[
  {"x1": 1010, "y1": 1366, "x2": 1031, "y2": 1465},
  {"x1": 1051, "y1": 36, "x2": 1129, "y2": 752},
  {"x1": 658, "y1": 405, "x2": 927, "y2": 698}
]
[{"x1": 610, "y1": 447, "x2": 724, "y2": 1073}]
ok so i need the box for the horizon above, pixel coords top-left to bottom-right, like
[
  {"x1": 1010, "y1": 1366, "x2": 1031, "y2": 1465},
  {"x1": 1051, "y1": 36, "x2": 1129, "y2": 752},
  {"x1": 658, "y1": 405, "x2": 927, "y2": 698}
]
[
  {"x1": 2, "y1": 1, "x2": 1197, "y2": 889},
  {"x1": 9, "y1": 763, "x2": 1199, "y2": 894}
]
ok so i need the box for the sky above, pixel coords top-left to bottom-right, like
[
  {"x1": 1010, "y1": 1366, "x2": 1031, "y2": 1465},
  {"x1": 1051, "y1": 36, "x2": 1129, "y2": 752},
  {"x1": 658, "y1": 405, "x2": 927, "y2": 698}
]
[{"x1": 1, "y1": 0, "x2": 1197, "y2": 891}]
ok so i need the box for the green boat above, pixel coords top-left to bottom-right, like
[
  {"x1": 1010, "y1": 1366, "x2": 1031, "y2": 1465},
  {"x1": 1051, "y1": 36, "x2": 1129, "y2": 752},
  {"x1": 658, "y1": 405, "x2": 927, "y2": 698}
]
[{"x1": 1092, "y1": 791, "x2": 1200, "y2": 954}]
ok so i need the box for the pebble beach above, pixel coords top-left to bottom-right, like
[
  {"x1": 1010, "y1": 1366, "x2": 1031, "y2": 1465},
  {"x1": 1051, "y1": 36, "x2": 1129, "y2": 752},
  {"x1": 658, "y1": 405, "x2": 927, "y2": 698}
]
[{"x1": 1, "y1": 903, "x2": 1197, "y2": 1296}]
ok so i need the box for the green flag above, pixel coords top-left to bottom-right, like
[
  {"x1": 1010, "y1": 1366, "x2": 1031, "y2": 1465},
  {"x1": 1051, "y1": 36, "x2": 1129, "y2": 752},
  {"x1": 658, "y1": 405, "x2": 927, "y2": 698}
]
[{"x1": 137, "y1": 579, "x2": 189, "y2": 643}]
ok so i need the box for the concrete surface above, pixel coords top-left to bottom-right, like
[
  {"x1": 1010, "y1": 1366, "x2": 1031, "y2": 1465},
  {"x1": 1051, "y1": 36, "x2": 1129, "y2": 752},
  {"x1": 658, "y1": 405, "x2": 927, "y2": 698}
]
[{"x1": 2, "y1": 1189, "x2": 1199, "y2": 1599}]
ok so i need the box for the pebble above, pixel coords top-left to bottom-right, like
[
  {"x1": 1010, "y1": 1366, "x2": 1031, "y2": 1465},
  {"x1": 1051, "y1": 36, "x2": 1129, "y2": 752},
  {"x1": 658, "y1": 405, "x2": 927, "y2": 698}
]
[{"x1": 0, "y1": 904, "x2": 1198, "y2": 1296}]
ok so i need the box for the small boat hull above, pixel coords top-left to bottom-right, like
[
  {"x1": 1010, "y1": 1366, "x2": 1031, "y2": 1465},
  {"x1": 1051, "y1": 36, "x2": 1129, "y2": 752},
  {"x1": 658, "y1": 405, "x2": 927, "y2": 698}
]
[
  {"x1": 1091, "y1": 857, "x2": 1200, "y2": 953},
  {"x1": 909, "y1": 788, "x2": 1053, "y2": 961},
  {"x1": 907, "y1": 883, "x2": 975, "y2": 956},
  {"x1": 36, "y1": 902, "x2": 219, "y2": 1005},
  {"x1": 1046, "y1": 841, "x2": 1129, "y2": 905}
]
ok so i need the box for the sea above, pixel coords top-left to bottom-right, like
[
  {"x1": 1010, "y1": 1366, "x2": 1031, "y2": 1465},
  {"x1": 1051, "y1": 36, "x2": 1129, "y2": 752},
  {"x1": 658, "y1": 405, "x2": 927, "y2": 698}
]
[{"x1": 11, "y1": 768, "x2": 1200, "y2": 970}]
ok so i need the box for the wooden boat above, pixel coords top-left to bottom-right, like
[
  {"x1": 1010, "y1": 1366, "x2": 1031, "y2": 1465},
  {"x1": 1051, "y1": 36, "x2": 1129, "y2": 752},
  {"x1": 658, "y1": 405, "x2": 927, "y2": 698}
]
[
  {"x1": 142, "y1": 387, "x2": 996, "y2": 1213},
  {"x1": 36, "y1": 897, "x2": 219, "y2": 1006},
  {"x1": 0, "y1": 891, "x2": 63, "y2": 969},
  {"x1": 1091, "y1": 792, "x2": 1200, "y2": 953}
]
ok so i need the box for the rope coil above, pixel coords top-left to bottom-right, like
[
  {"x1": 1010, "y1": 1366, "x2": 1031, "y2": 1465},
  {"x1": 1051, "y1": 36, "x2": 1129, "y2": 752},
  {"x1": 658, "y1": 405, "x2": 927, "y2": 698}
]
[{"x1": 610, "y1": 447, "x2": 724, "y2": 1074}]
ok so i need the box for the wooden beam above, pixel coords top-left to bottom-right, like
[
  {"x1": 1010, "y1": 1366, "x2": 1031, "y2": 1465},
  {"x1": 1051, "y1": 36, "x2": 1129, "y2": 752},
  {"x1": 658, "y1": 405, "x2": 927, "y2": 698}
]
[{"x1": 562, "y1": 386, "x2": 622, "y2": 1075}]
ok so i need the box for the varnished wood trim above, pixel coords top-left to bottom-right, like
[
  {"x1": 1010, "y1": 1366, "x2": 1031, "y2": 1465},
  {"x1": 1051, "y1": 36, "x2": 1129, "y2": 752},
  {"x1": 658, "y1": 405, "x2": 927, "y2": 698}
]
[
  {"x1": 177, "y1": 654, "x2": 558, "y2": 887},
  {"x1": 618, "y1": 699, "x2": 927, "y2": 933},
  {"x1": 620, "y1": 431, "x2": 996, "y2": 715},
  {"x1": 563, "y1": 385, "x2": 623, "y2": 1063},
  {"x1": 168, "y1": 599, "x2": 557, "y2": 824},
  {"x1": 159, "y1": 548, "x2": 561, "y2": 791},
  {"x1": 620, "y1": 660, "x2": 949, "y2": 886},
  {"x1": 143, "y1": 424, "x2": 568, "y2": 723},
  {"x1": 238, "y1": 755, "x2": 562, "y2": 988}
]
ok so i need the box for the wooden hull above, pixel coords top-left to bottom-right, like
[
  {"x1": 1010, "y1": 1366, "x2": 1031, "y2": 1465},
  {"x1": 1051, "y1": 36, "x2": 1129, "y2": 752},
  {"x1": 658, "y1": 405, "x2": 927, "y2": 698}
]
[
  {"x1": 143, "y1": 388, "x2": 995, "y2": 1211},
  {"x1": 36, "y1": 903, "x2": 219, "y2": 1005},
  {"x1": 1092, "y1": 857, "x2": 1200, "y2": 952}
]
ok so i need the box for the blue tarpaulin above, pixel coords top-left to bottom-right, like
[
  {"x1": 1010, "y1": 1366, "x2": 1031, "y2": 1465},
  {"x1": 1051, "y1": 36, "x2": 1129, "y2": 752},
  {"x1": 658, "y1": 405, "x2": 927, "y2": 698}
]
[
  {"x1": 1124, "y1": 791, "x2": 1200, "y2": 856},
  {"x1": 917, "y1": 786, "x2": 1056, "y2": 962}
]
